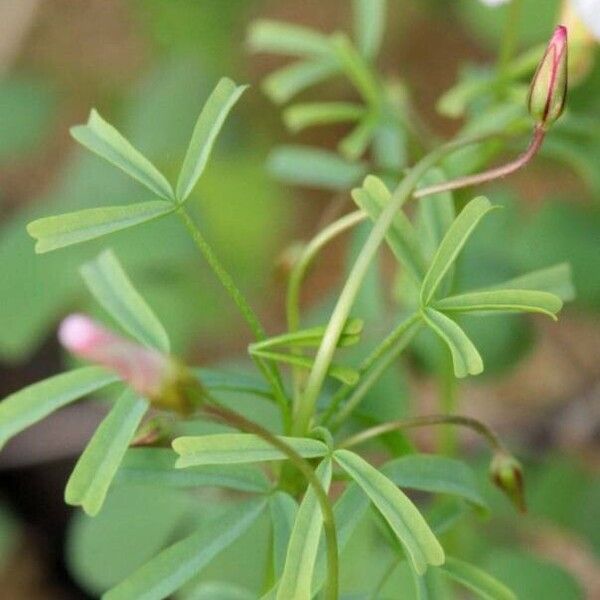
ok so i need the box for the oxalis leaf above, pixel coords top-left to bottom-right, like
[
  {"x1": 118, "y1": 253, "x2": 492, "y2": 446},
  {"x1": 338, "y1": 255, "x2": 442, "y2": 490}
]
[
  {"x1": 421, "y1": 196, "x2": 495, "y2": 305},
  {"x1": 115, "y1": 448, "x2": 270, "y2": 493},
  {"x1": 176, "y1": 77, "x2": 247, "y2": 202},
  {"x1": 247, "y1": 20, "x2": 331, "y2": 58},
  {"x1": 277, "y1": 460, "x2": 332, "y2": 600},
  {"x1": 434, "y1": 289, "x2": 563, "y2": 320},
  {"x1": 65, "y1": 390, "x2": 148, "y2": 516},
  {"x1": 0, "y1": 368, "x2": 118, "y2": 449},
  {"x1": 172, "y1": 434, "x2": 329, "y2": 468},
  {"x1": 269, "y1": 492, "x2": 299, "y2": 579},
  {"x1": 70, "y1": 109, "x2": 174, "y2": 201},
  {"x1": 103, "y1": 498, "x2": 266, "y2": 600},
  {"x1": 441, "y1": 556, "x2": 516, "y2": 600},
  {"x1": 333, "y1": 449, "x2": 444, "y2": 575},
  {"x1": 27, "y1": 201, "x2": 175, "y2": 254},
  {"x1": 421, "y1": 307, "x2": 483, "y2": 378},
  {"x1": 81, "y1": 249, "x2": 170, "y2": 352}
]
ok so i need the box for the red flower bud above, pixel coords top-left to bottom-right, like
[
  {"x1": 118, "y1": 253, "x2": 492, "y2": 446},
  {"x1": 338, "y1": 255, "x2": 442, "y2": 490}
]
[{"x1": 528, "y1": 26, "x2": 568, "y2": 129}]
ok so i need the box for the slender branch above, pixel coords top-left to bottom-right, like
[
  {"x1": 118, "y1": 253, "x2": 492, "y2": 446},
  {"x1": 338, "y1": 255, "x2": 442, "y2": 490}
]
[
  {"x1": 413, "y1": 126, "x2": 546, "y2": 199},
  {"x1": 177, "y1": 207, "x2": 289, "y2": 417},
  {"x1": 286, "y1": 210, "x2": 366, "y2": 404},
  {"x1": 198, "y1": 399, "x2": 339, "y2": 600},
  {"x1": 320, "y1": 313, "x2": 421, "y2": 427},
  {"x1": 338, "y1": 414, "x2": 506, "y2": 452},
  {"x1": 294, "y1": 135, "x2": 479, "y2": 436}
]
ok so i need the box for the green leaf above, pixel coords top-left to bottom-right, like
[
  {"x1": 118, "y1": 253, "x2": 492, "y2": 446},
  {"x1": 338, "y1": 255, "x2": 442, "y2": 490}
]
[
  {"x1": 434, "y1": 289, "x2": 563, "y2": 319},
  {"x1": 381, "y1": 454, "x2": 487, "y2": 510},
  {"x1": 70, "y1": 110, "x2": 173, "y2": 200},
  {"x1": 262, "y1": 60, "x2": 339, "y2": 104},
  {"x1": 0, "y1": 368, "x2": 118, "y2": 449},
  {"x1": 194, "y1": 368, "x2": 273, "y2": 400},
  {"x1": 420, "y1": 197, "x2": 495, "y2": 305},
  {"x1": 269, "y1": 492, "x2": 299, "y2": 579},
  {"x1": 490, "y1": 263, "x2": 575, "y2": 302},
  {"x1": 247, "y1": 20, "x2": 331, "y2": 57},
  {"x1": 352, "y1": 175, "x2": 426, "y2": 282},
  {"x1": 267, "y1": 145, "x2": 367, "y2": 191},
  {"x1": 338, "y1": 114, "x2": 378, "y2": 161},
  {"x1": 283, "y1": 102, "x2": 364, "y2": 133},
  {"x1": 81, "y1": 249, "x2": 170, "y2": 352},
  {"x1": 249, "y1": 319, "x2": 363, "y2": 351},
  {"x1": 421, "y1": 307, "x2": 483, "y2": 378},
  {"x1": 249, "y1": 348, "x2": 359, "y2": 386},
  {"x1": 352, "y1": 0, "x2": 386, "y2": 60},
  {"x1": 103, "y1": 499, "x2": 266, "y2": 600},
  {"x1": 172, "y1": 434, "x2": 329, "y2": 468},
  {"x1": 176, "y1": 77, "x2": 247, "y2": 201},
  {"x1": 330, "y1": 33, "x2": 381, "y2": 106},
  {"x1": 277, "y1": 460, "x2": 332, "y2": 600},
  {"x1": 184, "y1": 582, "x2": 254, "y2": 600},
  {"x1": 115, "y1": 448, "x2": 270, "y2": 493},
  {"x1": 65, "y1": 390, "x2": 148, "y2": 516},
  {"x1": 416, "y1": 168, "x2": 456, "y2": 262},
  {"x1": 27, "y1": 201, "x2": 175, "y2": 254},
  {"x1": 441, "y1": 556, "x2": 516, "y2": 600},
  {"x1": 334, "y1": 449, "x2": 444, "y2": 575}
]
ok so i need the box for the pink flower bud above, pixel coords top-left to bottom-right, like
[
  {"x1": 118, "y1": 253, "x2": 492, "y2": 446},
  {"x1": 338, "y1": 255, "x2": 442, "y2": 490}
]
[
  {"x1": 59, "y1": 314, "x2": 189, "y2": 411},
  {"x1": 528, "y1": 26, "x2": 568, "y2": 129}
]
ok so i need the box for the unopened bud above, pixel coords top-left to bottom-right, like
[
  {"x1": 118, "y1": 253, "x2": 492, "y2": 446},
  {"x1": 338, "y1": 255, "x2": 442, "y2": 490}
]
[
  {"x1": 528, "y1": 26, "x2": 568, "y2": 129},
  {"x1": 59, "y1": 314, "x2": 195, "y2": 414},
  {"x1": 490, "y1": 451, "x2": 526, "y2": 513}
]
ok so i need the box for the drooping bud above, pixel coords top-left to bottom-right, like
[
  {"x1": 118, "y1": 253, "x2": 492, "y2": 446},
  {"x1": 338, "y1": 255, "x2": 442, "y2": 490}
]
[
  {"x1": 59, "y1": 314, "x2": 195, "y2": 414},
  {"x1": 528, "y1": 26, "x2": 568, "y2": 129},
  {"x1": 490, "y1": 451, "x2": 527, "y2": 513}
]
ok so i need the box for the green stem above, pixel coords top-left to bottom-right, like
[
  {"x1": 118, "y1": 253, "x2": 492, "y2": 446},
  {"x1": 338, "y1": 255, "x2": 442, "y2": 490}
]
[
  {"x1": 199, "y1": 400, "x2": 339, "y2": 600},
  {"x1": 339, "y1": 414, "x2": 506, "y2": 453},
  {"x1": 287, "y1": 210, "x2": 366, "y2": 403},
  {"x1": 438, "y1": 347, "x2": 458, "y2": 455},
  {"x1": 497, "y1": 0, "x2": 523, "y2": 79},
  {"x1": 177, "y1": 208, "x2": 289, "y2": 418},
  {"x1": 321, "y1": 313, "x2": 422, "y2": 427},
  {"x1": 294, "y1": 136, "x2": 474, "y2": 436}
]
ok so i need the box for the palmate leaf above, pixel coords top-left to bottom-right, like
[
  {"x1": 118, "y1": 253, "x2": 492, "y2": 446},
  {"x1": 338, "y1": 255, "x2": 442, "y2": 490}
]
[
  {"x1": 115, "y1": 448, "x2": 270, "y2": 493},
  {"x1": 267, "y1": 145, "x2": 367, "y2": 191},
  {"x1": 70, "y1": 109, "x2": 174, "y2": 201},
  {"x1": 249, "y1": 319, "x2": 363, "y2": 352},
  {"x1": 283, "y1": 102, "x2": 365, "y2": 133},
  {"x1": 103, "y1": 498, "x2": 266, "y2": 600},
  {"x1": 490, "y1": 262, "x2": 575, "y2": 302},
  {"x1": 352, "y1": 175, "x2": 427, "y2": 282},
  {"x1": 262, "y1": 60, "x2": 339, "y2": 104},
  {"x1": 27, "y1": 201, "x2": 175, "y2": 254},
  {"x1": 421, "y1": 196, "x2": 495, "y2": 305},
  {"x1": 441, "y1": 556, "x2": 516, "y2": 600},
  {"x1": 176, "y1": 77, "x2": 247, "y2": 202},
  {"x1": 0, "y1": 368, "x2": 118, "y2": 449},
  {"x1": 247, "y1": 20, "x2": 331, "y2": 58},
  {"x1": 352, "y1": 0, "x2": 386, "y2": 60},
  {"x1": 81, "y1": 249, "x2": 170, "y2": 352},
  {"x1": 339, "y1": 114, "x2": 379, "y2": 161},
  {"x1": 334, "y1": 449, "x2": 444, "y2": 575},
  {"x1": 434, "y1": 289, "x2": 563, "y2": 320},
  {"x1": 269, "y1": 492, "x2": 299, "y2": 579},
  {"x1": 277, "y1": 460, "x2": 332, "y2": 600},
  {"x1": 381, "y1": 454, "x2": 487, "y2": 511},
  {"x1": 172, "y1": 434, "x2": 329, "y2": 468},
  {"x1": 65, "y1": 390, "x2": 149, "y2": 516},
  {"x1": 421, "y1": 307, "x2": 483, "y2": 378},
  {"x1": 249, "y1": 349, "x2": 360, "y2": 386}
]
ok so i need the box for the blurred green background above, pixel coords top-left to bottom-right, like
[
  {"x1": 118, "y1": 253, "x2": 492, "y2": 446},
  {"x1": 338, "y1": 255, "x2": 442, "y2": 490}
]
[{"x1": 0, "y1": 0, "x2": 598, "y2": 598}]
